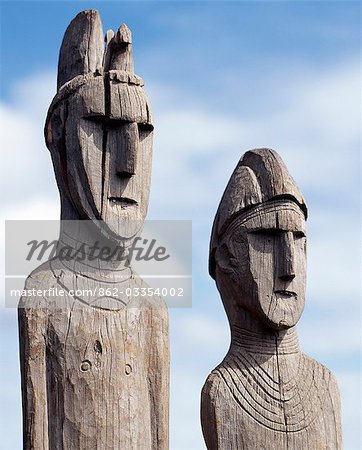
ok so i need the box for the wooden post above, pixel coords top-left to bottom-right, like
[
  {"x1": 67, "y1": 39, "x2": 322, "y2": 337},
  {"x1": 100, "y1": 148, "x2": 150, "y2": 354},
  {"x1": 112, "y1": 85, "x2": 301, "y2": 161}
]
[
  {"x1": 201, "y1": 148, "x2": 342, "y2": 449},
  {"x1": 18, "y1": 10, "x2": 169, "y2": 449}
]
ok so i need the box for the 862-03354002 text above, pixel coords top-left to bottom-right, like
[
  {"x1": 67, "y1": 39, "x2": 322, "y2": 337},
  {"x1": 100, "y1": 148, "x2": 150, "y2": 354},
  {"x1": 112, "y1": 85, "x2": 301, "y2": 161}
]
[{"x1": 12, "y1": 286, "x2": 184, "y2": 299}]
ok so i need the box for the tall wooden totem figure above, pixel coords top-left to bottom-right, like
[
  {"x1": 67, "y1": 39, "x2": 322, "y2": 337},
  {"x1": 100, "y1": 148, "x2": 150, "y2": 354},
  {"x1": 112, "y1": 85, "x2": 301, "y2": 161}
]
[
  {"x1": 18, "y1": 10, "x2": 169, "y2": 449},
  {"x1": 201, "y1": 149, "x2": 342, "y2": 449}
]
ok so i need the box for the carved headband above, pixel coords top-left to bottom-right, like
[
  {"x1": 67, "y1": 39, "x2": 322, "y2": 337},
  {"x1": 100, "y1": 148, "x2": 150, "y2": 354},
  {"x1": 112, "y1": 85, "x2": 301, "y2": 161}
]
[{"x1": 221, "y1": 198, "x2": 305, "y2": 239}]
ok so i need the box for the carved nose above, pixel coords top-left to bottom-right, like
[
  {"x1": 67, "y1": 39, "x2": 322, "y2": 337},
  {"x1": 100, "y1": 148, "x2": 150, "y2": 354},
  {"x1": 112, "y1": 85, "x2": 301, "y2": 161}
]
[
  {"x1": 279, "y1": 273, "x2": 295, "y2": 282},
  {"x1": 116, "y1": 122, "x2": 139, "y2": 177},
  {"x1": 278, "y1": 231, "x2": 295, "y2": 282}
]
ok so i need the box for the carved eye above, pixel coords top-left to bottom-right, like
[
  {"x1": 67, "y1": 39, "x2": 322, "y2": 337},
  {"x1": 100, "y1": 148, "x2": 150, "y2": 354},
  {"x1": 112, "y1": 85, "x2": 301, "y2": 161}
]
[
  {"x1": 84, "y1": 114, "x2": 105, "y2": 123},
  {"x1": 294, "y1": 231, "x2": 306, "y2": 239},
  {"x1": 108, "y1": 118, "x2": 133, "y2": 128},
  {"x1": 137, "y1": 122, "x2": 154, "y2": 133},
  {"x1": 251, "y1": 229, "x2": 280, "y2": 237},
  {"x1": 249, "y1": 229, "x2": 280, "y2": 245},
  {"x1": 232, "y1": 233, "x2": 245, "y2": 244}
]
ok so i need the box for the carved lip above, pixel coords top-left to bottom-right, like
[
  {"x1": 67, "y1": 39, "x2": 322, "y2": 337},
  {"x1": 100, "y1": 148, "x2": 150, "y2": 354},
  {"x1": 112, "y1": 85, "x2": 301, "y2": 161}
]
[
  {"x1": 108, "y1": 197, "x2": 138, "y2": 207},
  {"x1": 274, "y1": 290, "x2": 297, "y2": 298}
]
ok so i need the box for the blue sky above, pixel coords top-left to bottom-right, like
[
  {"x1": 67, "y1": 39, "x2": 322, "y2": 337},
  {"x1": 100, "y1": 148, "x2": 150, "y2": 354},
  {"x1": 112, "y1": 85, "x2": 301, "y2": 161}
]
[{"x1": 1, "y1": 1, "x2": 361, "y2": 449}]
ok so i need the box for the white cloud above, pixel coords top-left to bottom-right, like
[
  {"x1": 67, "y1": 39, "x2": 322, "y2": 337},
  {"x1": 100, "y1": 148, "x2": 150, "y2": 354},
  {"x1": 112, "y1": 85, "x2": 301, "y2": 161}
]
[
  {"x1": 335, "y1": 371, "x2": 362, "y2": 450},
  {"x1": 171, "y1": 311, "x2": 229, "y2": 357},
  {"x1": 169, "y1": 312, "x2": 230, "y2": 450},
  {"x1": 170, "y1": 370, "x2": 206, "y2": 450},
  {"x1": 9, "y1": 70, "x2": 56, "y2": 122},
  {"x1": 0, "y1": 71, "x2": 58, "y2": 210},
  {"x1": 1, "y1": 198, "x2": 60, "y2": 221},
  {"x1": 149, "y1": 59, "x2": 360, "y2": 218},
  {"x1": 299, "y1": 315, "x2": 360, "y2": 357}
]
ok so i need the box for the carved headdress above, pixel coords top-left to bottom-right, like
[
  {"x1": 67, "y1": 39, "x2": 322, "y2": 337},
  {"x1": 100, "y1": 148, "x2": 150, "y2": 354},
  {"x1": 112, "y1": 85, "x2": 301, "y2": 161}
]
[
  {"x1": 209, "y1": 148, "x2": 307, "y2": 278},
  {"x1": 57, "y1": 10, "x2": 142, "y2": 90},
  {"x1": 45, "y1": 10, "x2": 149, "y2": 145}
]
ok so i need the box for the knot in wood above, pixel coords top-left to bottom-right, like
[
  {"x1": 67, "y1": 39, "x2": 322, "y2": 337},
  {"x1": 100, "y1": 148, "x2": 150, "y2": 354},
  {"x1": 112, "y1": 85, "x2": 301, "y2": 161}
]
[{"x1": 80, "y1": 360, "x2": 92, "y2": 372}]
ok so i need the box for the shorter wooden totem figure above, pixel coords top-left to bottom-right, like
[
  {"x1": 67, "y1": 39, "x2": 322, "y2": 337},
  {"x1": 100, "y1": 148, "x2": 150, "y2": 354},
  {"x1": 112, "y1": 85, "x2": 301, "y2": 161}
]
[
  {"x1": 18, "y1": 10, "x2": 168, "y2": 449},
  {"x1": 201, "y1": 149, "x2": 342, "y2": 449}
]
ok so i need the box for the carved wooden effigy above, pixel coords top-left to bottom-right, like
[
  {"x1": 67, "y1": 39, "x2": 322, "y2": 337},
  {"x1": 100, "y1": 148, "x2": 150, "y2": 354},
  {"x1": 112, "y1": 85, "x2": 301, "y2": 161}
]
[
  {"x1": 18, "y1": 10, "x2": 169, "y2": 449},
  {"x1": 201, "y1": 149, "x2": 342, "y2": 449}
]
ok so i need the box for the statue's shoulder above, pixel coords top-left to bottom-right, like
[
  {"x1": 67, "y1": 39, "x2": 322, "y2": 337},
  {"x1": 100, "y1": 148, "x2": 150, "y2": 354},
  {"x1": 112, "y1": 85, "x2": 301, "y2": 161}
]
[
  {"x1": 301, "y1": 352, "x2": 334, "y2": 376},
  {"x1": 130, "y1": 274, "x2": 169, "y2": 311},
  {"x1": 299, "y1": 352, "x2": 342, "y2": 440},
  {"x1": 300, "y1": 352, "x2": 340, "y2": 398},
  {"x1": 201, "y1": 367, "x2": 228, "y2": 404},
  {"x1": 26, "y1": 260, "x2": 57, "y2": 287},
  {"x1": 18, "y1": 259, "x2": 58, "y2": 309},
  {"x1": 201, "y1": 368, "x2": 242, "y2": 450}
]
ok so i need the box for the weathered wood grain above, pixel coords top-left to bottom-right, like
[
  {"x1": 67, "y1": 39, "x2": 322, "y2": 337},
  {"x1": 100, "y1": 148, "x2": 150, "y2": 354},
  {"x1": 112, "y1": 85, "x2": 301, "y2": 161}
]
[
  {"x1": 202, "y1": 148, "x2": 342, "y2": 450},
  {"x1": 19, "y1": 9, "x2": 169, "y2": 450},
  {"x1": 57, "y1": 10, "x2": 104, "y2": 90}
]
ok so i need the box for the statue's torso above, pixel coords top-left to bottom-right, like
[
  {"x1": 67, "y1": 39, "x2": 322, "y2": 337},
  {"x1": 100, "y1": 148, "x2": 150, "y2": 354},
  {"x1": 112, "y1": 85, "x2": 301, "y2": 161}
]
[
  {"x1": 47, "y1": 302, "x2": 165, "y2": 449},
  {"x1": 201, "y1": 349, "x2": 342, "y2": 450},
  {"x1": 19, "y1": 263, "x2": 169, "y2": 450}
]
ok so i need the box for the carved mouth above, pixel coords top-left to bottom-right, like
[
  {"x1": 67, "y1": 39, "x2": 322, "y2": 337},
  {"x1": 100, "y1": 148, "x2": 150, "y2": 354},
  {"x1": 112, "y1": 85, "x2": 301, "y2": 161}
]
[
  {"x1": 274, "y1": 290, "x2": 297, "y2": 298},
  {"x1": 108, "y1": 197, "x2": 138, "y2": 207}
]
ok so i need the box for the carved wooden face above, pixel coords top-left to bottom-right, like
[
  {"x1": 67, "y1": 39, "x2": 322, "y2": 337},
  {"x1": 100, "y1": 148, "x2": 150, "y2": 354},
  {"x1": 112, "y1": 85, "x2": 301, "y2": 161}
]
[
  {"x1": 215, "y1": 200, "x2": 307, "y2": 330},
  {"x1": 64, "y1": 76, "x2": 153, "y2": 238}
]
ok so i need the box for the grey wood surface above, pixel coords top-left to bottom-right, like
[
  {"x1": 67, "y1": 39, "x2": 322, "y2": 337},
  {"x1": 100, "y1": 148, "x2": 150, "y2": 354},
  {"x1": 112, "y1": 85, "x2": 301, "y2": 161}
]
[
  {"x1": 202, "y1": 149, "x2": 342, "y2": 450},
  {"x1": 18, "y1": 10, "x2": 169, "y2": 450}
]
